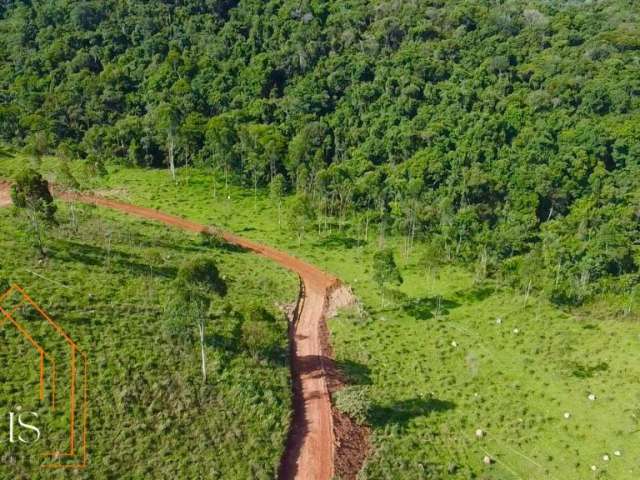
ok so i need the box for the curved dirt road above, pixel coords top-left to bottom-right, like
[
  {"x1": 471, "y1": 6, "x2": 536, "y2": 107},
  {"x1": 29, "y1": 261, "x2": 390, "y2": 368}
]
[{"x1": 0, "y1": 182, "x2": 337, "y2": 480}]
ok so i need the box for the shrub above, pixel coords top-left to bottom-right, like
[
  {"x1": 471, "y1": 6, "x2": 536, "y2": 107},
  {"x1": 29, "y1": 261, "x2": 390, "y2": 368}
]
[
  {"x1": 333, "y1": 386, "x2": 371, "y2": 425},
  {"x1": 241, "y1": 320, "x2": 280, "y2": 359}
]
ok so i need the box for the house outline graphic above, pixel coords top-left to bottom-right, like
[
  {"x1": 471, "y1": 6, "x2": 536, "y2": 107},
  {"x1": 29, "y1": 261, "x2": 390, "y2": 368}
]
[{"x1": 0, "y1": 284, "x2": 88, "y2": 469}]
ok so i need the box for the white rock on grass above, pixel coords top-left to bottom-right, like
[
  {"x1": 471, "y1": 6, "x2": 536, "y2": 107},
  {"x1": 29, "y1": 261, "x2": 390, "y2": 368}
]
[
  {"x1": 475, "y1": 429, "x2": 484, "y2": 438},
  {"x1": 591, "y1": 465, "x2": 597, "y2": 471},
  {"x1": 603, "y1": 454, "x2": 610, "y2": 461},
  {"x1": 588, "y1": 393, "x2": 596, "y2": 401},
  {"x1": 483, "y1": 455, "x2": 492, "y2": 465},
  {"x1": 496, "y1": 317, "x2": 502, "y2": 324},
  {"x1": 563, "y1": 412, "x2": 571, "y2": 419},
  {"x1": 451, "y1": 340, "x2": 458, "y2": 347},
  {"x1": 513, "y1": 328, "x2": 519, "y2": 334},
  {"x1": 614, "y1": 450, "x2": 622, "y2": 456}
]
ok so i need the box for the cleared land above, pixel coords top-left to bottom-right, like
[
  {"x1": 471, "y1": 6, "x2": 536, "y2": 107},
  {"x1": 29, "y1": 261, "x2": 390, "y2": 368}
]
[
  {"x1": 0, "y1": 191, "x2": 297, "y2": 478},
  {"x1": 3, "y1": 161, "x2": 640, "y2": 479},
  {"x1": 86, "y1": 165, "x2": 640, "y2": 480},
  {"x1": 0, "y1": 180, "x2": 343, "y2": 480},
  {"x1": 58, "y1": 187, "x2": 342, "y2": 480}
]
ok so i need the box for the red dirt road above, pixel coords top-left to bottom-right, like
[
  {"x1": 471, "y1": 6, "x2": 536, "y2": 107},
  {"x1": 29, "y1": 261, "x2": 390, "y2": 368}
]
[
  {"x1": 0, "y1": 183, "x2": 10, "y2": 207},
  {"x1": 0, "y1": 183, "x2": 338, "y2": 480}
]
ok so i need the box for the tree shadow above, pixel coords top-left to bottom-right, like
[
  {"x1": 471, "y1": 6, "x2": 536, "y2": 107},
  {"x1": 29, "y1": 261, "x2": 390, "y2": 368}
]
[
  {"x1": 52, "y1": 239, "x2": 177, "y2": 278},
  {"x1": 403, "y1": 296, "x2": 460, "y2": 320},
  {"x1": 335, "y1": 359, "x2": 372, "y2": 385},
  {"x1": 198, "y1": 232, "x2": 249, "y2": 253},
  {"x1": 312, "y1": 234, "x2": 365, "y2": 249},
  {"x1": 369, "y1": 397, "x2": 456, "y2": 428},
  {"x1": 454, "y1": 286, "x2": 495, "y2": 303}
]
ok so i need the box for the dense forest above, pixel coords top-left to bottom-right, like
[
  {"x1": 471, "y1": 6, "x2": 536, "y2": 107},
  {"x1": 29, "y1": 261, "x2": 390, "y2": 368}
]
[{"x1": 1, "y1": 0, "x2": 639, "y2": 304}]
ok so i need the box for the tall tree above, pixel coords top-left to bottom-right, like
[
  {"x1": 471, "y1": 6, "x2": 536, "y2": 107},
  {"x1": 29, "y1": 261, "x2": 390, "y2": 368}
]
[
  {"x1": 173, "y1": 257, "x2": 227, "y2": 383},
  {"x1": 154, "y1": 103, "x2": 181, "y2": 182},
  {"x1": 372, "y1": 248, "x2": 403, "y2": 307},
  {"x1": 11, "y1": 169, "x2": 57, "y2": 257},
  {"x1": 270, "y1": 173, "x2": 286, "y2": 229}
]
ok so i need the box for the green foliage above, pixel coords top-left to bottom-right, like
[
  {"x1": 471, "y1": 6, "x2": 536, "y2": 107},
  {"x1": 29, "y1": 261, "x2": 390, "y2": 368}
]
[
  {"x1": 331, "y1": 261, "x2": 640, "y2": 480},
  {"x1": 333, "y1": 386, "x2": 371, "y2": 425},
  {"x1": 11, "y1": 168, "x2": 56, "y2": 222},
  {"x1": 175, "y1": 256, "x2": 227, "y2": 302},
  {"x1": 241, "y1": 319, "x2": 281, "y2": 360},
  {"x1": 287, "y1": 192, "x2": 315, "y2": 244},
  {"x1": 1, "y1": 0, "x2": 639, "y2": 300},
  {"x1": 0, "y1": 146, "x2": 13, "y2": 158},
  {"x1": 373, "y1": 249, "x2": 403, "y2": 289}
]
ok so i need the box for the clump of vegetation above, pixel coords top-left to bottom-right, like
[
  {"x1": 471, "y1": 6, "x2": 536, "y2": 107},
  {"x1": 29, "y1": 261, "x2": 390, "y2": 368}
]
[
  {"x1": 372, "y1": 248, "x2": 403, "y2": 307},
  {"x1": 10, "y1": 168, "x2": 56, "y2": 256},
  {"x1": 334, "y1": 386, "x2": 371, "y2": 425},
  {"x1": 240, "y1": 303, "x2": 283, "y2": 361},
  {"x1": 172, "y1": 257, "x2": 227, "y2": 382}
]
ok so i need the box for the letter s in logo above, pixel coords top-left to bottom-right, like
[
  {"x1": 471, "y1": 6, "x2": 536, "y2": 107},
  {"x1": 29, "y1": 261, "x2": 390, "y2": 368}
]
[{"x1": 18, "y1": 412, "x2": 40, "y2": 444}]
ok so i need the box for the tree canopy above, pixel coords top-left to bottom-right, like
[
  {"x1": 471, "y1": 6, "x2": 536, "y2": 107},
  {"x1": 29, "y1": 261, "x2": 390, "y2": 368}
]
[{"x1": 1, "y1": 0, "x2": 639, "y2": 302}]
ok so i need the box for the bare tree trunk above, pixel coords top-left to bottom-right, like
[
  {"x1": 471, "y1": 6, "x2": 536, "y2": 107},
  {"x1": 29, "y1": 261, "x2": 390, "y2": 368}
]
[
  {"x1": 378, "y1": 221, "x2": 385, "y2": 249},
  {"x1": 409, "y1": 206, "x2": 416, "y2": 253},
  {"x1": 168, "y1": 136, "x2": 176, "y2": 182},
  {"x1": 523, "y1": 280, "x2": 532, "y2": 306},
  {"x1": 105, "y1": 230, "x2": 112, "y2": 268},
  {"x1": 277, "y1": 201, "x2": 282, "y2": 229},
  {"x1": 69, "y1": 202, "x2": 78, "y2": 234},
  {"x1": 27, "y1": 209, "x2": 45, "y2": 257},
  {"x1": 225, "y1": 164, "x2": 229, "y2": 198},
  {"x1": 198, "y1": 319, "x2": 206, "y2": 383},
  {"x1": 435, "y1": 296, "x2": 442, "y2": 320},
  {"x1": 253, "y1": 173, "x2": 258, "y2": 211},
  {"x1": 364, "y1": 214, "x2": 369, "y2": 242}
]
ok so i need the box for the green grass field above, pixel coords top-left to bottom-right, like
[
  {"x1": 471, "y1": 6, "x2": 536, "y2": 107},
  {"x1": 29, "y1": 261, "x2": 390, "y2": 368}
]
[
  {"x1": 3, "y1": 158, "x2": 640, "y2": 479},
  {"x1": 0, "y1": 191, "x2": 297, "y2": 479}
]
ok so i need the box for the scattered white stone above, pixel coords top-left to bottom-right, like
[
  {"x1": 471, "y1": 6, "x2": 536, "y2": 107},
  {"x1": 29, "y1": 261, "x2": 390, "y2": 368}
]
[
  {"x1": 591, "y1": 465, "x2": 597, "y2": 471},
  {"x1": 563, "y1": 412, "x2": 571, "y2": 419},
  {"x1": 513, "y1": 328, "x2": 519, "y2": 334},
  {"x1": 483, "y1": 455, "x2": 492, "y2": 465},
  {"x1": 474, "y1": 392, "x2": 479, "y2": 397},
  {"x1": 614, "y1": 450, "x2": 621, "y2": 456},
  {"x1": 451, "y1": 341, "x2": 458, "y2": 347},
  {"x1": 496, "y1": 317, "x2": 502, "y2": 325},
  {"x1": 603, "y1": 454, "x2": 610, "y2": 461},
  {"x1": 475, "y1": 429, "x2": 484, "y2": 438},
  {"x1": 588, "y1": 393, "x2": 596, "y2": 401}
]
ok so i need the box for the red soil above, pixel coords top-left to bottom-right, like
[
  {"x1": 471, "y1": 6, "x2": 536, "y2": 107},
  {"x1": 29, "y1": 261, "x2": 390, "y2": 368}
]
[{"x1": 0, "y1": 181, "x2": 11, "y2": 207}]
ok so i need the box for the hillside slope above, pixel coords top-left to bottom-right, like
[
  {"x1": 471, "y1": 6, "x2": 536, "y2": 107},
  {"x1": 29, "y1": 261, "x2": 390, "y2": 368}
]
[{"x1": 1, "y1": 0, "x2": 639, "y2": 301}]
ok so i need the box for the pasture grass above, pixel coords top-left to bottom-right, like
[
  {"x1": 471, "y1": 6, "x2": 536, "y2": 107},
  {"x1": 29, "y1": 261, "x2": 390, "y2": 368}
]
[
  {"x1": 3, "y1": 158, "x2": 640, "y2": 479},
  {"x1": 0, "y1": 193, "x2": 297, "y2": 479}
]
